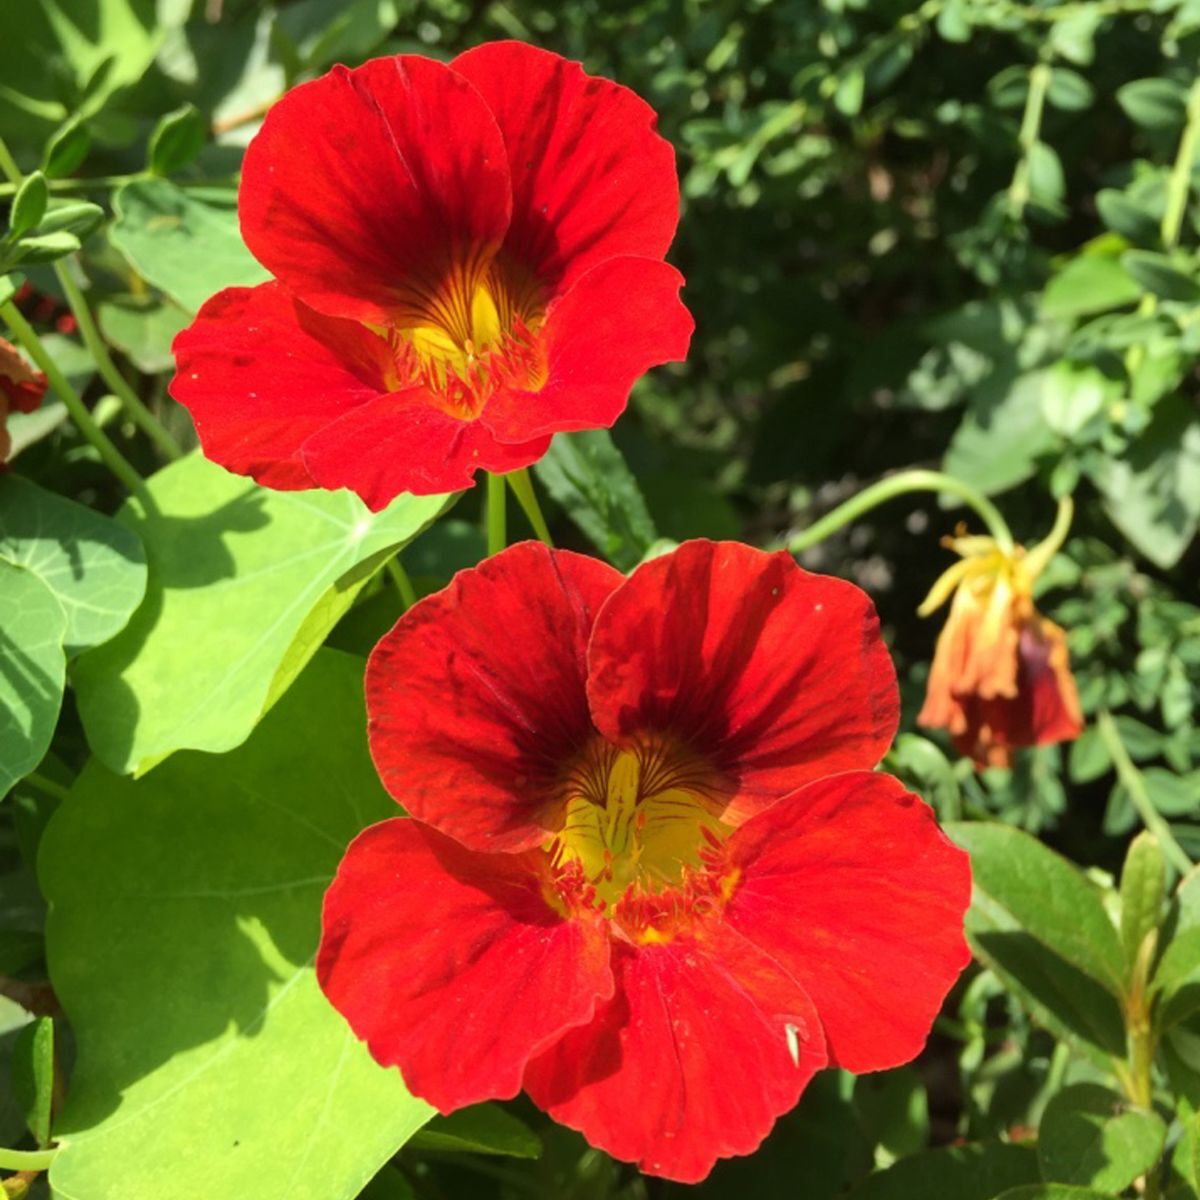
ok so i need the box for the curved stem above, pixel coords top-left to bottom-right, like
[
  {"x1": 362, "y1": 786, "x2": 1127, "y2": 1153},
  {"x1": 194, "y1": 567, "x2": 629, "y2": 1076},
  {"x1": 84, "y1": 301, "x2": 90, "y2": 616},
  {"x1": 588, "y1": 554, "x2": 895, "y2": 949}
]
[
  {"x1": 506, "y1": 468, "x2": 553, "y2": 546},
  {"x1": 52, "y1": 262, "x2": 183, "y2": 459},
  {"x1": 0, "y1": 1147, "x2": 55, "y2": 1171},
  {"x1": 385, "y1": 558, "x2": 418, "y2": 611},
  {"x1": 787, "y1": 469, "x2": 1014, "y2": 555},
  {"x1": 1, "y1": 301, "x2": 146, "y2": 498},
  {"x1": 1098, "y1": 709, "x2": 1193, "y2": 876},
  {"x1": 485, "y1": 471, "x2": 507, "y2": 558}
]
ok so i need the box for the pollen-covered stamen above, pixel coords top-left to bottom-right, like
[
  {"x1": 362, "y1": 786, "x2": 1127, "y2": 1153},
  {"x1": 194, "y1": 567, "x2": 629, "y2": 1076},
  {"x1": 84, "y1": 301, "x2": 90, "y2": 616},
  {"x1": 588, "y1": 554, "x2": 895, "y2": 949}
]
[
  {"x1": 386, "y1": 250, "x2": 548, "y2": 417},
  {"x1": 544, "y1": 733, "x2": 736, "y2": 939}
]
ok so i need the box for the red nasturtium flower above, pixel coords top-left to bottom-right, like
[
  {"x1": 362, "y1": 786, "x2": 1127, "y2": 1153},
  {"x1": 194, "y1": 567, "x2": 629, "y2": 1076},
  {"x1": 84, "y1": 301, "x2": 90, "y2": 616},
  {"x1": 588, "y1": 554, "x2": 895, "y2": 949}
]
[
  {"x1": 318, "y1": 540, "x2": 971, "y2": 1181},
  {"x1": 170, "y1": 42, "x2": 692, "y2": 508},
  {"x1": 918, "y1": 500, "x2": 1083, "y2": 768},
  {"x1": 0, "y1": 335, "x2": 47, "y2": 462}
]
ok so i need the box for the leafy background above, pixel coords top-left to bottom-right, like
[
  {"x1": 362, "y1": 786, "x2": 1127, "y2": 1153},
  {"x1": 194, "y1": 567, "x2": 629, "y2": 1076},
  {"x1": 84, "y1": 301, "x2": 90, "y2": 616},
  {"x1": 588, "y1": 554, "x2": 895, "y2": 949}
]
[{"x1": 1, "y1": 0, "x2": 1200, "y2": 1198}]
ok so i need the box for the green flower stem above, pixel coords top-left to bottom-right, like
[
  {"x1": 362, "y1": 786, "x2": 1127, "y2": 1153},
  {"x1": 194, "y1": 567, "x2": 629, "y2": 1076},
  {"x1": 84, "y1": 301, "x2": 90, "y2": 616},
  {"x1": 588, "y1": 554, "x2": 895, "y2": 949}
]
[
  {"x1": 506, "y1": 468, "x2": 553, "y2": 546},
  {"x1": 52, "y1": 262, "x2": 183, "y2": 460},
  {"x1": 1008, "y1": 59, "x2": 1052, "y2": 218},
  {"x1": 385, "y1": 557, "x2": 418, "y2": 611},
  {"x1": 1162, "y1": 77, "x2": 1200, "y2": 252},
  {"x1": 486, "y1": 471, "x2": 507, "y2": 557},
  {"x1": 1127, "y1": 76, "x2": 1200, "y2": 377},
  {"x1": 787, "y1": 469, "x2": 1015, "y2": 555},
  {"x1": 0, "y1": 1147, "x2": 55, "y2": 1171},
  {"x1": 1098, "y1": 709, "x2": 1193, "y2": 875},
  {"x1": 22, "y1": 772, "x2": 70, "y2": 803},
  {"x1": 1, "y1": 300, "x2": 146, "y2": 498}
]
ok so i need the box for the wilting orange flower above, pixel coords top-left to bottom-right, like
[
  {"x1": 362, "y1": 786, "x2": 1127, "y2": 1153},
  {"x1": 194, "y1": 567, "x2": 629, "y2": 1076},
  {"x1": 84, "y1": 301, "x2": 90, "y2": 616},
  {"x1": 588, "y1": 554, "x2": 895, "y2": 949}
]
[
  {"x1": 918, "y1": 498, "x2": 1082, "y2": 768},
  {"x1": 0, "y1": 335, "x2": 47, "y2": 462}
]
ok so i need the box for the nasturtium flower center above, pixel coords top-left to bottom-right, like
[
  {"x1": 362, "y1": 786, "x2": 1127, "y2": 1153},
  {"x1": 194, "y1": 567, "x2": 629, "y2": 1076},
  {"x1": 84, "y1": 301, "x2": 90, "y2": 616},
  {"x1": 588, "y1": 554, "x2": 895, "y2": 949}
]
[
  {"x1": 387, "y1": 254, "x2": 548, "y2": 418},
  {"x1": 546, "y1": 734, "x2": 735, "y2": 943}
]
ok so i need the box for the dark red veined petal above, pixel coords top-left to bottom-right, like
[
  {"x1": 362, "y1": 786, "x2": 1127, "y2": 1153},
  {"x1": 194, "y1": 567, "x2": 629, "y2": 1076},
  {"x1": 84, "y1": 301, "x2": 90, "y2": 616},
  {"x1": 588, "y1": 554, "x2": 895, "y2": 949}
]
[
  {"x1": 318, "y1": 818, "x2": 612, "y2": 1112},
  {"x1": 524, "y1": 928, "x2": 827, "y2": 1183},
  {"x1": 479, "y1": 257, "x2": 692, "y2": 445},
  {"x1": 586, "y1": 540, "x2": 900, "y2": 824},
  {"x1": 366, "y1": 543, "x2": 624, "y2": 850},
  {"x1": 451, "y1": 41, "x2": 679, "y2": 300},
  {"x1": 240, "y1": 55, "x2": 511, "y2": 326},
  {"x1": 298, "y1": 391, "x2": 550, "y2": 506},
  {"x1": 170, "y1": 282, "x2": 394, "y2": 491},
  {"x1": 724, "y1": 771, "x2": 971, "y2": 1073}
]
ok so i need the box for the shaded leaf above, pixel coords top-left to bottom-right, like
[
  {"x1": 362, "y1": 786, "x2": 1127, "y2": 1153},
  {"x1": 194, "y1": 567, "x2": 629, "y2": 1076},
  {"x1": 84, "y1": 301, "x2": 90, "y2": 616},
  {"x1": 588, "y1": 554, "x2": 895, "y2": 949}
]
[
  {"x1": 109, "y1": 178, "x2": 269, "y2": 312},
  {"x1": 41, "y1": 650, "x2": 431, "y2": 1200},
  {"x1": 73, "y1": 452, "x2": 448, "y2": 775}
]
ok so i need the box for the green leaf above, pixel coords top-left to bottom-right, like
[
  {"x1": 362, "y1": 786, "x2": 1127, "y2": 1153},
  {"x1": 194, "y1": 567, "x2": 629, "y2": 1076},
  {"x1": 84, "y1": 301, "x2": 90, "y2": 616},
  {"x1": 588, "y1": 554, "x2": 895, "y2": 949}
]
[
  {"x1": 1118, "y1": 78, "x2": 1189, "y2": 129},
  {"x1": 533, "y1": 430, "x2": 658, "y2": 571},
  {"x1": 1040, "y1": 361, "x2": 1113, "y2": 439},
  {"x1": 848, "y1": 1142, "x2": 1039, "y2": 1199},
  {"x1": 884, "y1": 734, "x2": 961, "y2": 823},
  {"x1": 1036, "y1": 1083, "x2": 1166, "y2": 1192},
  {"x1": 12, "y1": 1017, "x2": 53, "y2": 1146},
  {"x1": 409, "y1": 1104, "x2": 541, "y2": 1158},
  {"x1": 41, "y1": 650, "x2": 431, "y2": 1200},
  {"x1": 994, "y1": 1188, "x2": 1115, "y2": 1199},
  {"x1": 36, "y1": 200, "x2": 104, "y2": 241},
  {"x1": 0, "y1": 559, "x2": 66, "y2": 797},
  {"x1": 109, "y1": 178, "x2": 269, "y2": 312},
  {"x1": 1043, "y1": 256, "x2": 1141, "y2": 319},
  {"x1": 1120, "y1": 832, "x2": 1165, "y2": 972},
  {"x1": 1171, "y1": 1110, "x2": 1200, "y2": 1196},
  {"x1": 1046, "y1": 68, "x2": 1094, "y2": 111},
  {"x1": 1122, "y1": 250, "x2": 1200, "y2": 302},
  {"x1": 853, "y1": 1067, "x2": 929, "y2": 1160},
  {"x1": 147, "y1": 102, "x2": 207, "y2": 176},
  {"x1": 42, "y1": 118, "x2": 90, "y2": 178},
  {"x1": 97, "y1": 296, "x2": 190, "y2": 374},
  {"x1": 1096, "y1": 189, "x2": 1161, "y2": 247},
  {"x1": 73, "y1": 452, "x2": 448, "y2": 776},
  {"x1": 1090, "y1": 396, "x2": 1200, "y2": 569},
  {"x1": 944, "y1": 371, "x2": 1060, "y2": 496},
  {"x1": 0, "y1": 474, "x2": 147, "y2": 656},
  {"x1": 9, "y1": 171, "x2": 48, "y2": 238},
  {"x1": 947, "y1": 822, "x2": 1126, "y2": 1055},
  {"x1": 10, "y1": 229, "x2": 80, "y2": 265},
  {"x1": 1152, "y1": 926, "x2": 1200, "y2": 1030}
]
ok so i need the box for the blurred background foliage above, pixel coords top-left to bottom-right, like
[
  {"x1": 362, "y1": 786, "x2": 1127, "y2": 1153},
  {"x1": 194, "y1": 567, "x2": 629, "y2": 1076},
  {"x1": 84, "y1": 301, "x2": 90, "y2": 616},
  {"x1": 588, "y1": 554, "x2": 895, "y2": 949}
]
[{"x1": 2, "y1": 0, "x2": 1200, "y2": 1196}]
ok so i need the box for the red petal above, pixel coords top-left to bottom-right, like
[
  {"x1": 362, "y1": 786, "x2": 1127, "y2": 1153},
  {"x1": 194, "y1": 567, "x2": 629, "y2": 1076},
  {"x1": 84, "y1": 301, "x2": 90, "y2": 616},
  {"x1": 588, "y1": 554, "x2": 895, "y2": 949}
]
[
  {"x1": 725, "y1": 771, "x2": 971, "y2": 1073},
  {"x1": 451, "y1": 42, "x2": 679, "y2": 299},
  {"x1": 480, "y1": 257, "x2": 692, "y2": 444},
  {"x1": 586, "y1": 540, "x2": 900, "y2": 823},
  {"x1": 170, "y1": 282, "x2": 394, "y2": 490},
  {"x1": 366, "y1": 543, "x2": 624, "y2": 850},
  {"x1": 318, "y1": 818, "x2": 612, "y2": 1111},
  {"x1": 298, "y1": 391, "x2": 550, "y2": 506},
  {"x1": 0, "y1": 335, "x2": 47, "y2": 414},
  {"x1": 524, "y1": 930, "x2": 827, "y2": 1183},
  {"x1": 240, "y1": 56, "x2": 511, "y2": 326}
]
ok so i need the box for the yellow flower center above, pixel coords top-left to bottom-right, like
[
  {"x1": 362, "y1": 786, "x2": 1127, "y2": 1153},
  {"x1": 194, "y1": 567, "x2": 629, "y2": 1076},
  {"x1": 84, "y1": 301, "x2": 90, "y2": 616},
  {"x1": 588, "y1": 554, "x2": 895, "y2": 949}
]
[
  {"x1": 387, "y1": 253, "x2": 548, "y2": 416},
  {"x1": 545, "y1": 735, "x2": 735, "y2": 942}
]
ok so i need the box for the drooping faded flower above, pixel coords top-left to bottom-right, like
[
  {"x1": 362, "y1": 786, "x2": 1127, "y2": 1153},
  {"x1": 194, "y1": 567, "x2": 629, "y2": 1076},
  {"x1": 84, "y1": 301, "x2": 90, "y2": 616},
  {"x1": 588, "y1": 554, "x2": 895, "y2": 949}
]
[
  {"x1": 170, "y1": 42, "x2": 692, "y2": 507},
  {"x1": 318, "y1": 540, "x2": 971, "y2": 1182},
  {"x1": 0, "y1": 335, "x2": 47, "y2": 462},
  {"x1": 918, "y1": 499, "x2": 1083, "y2": 768}
]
